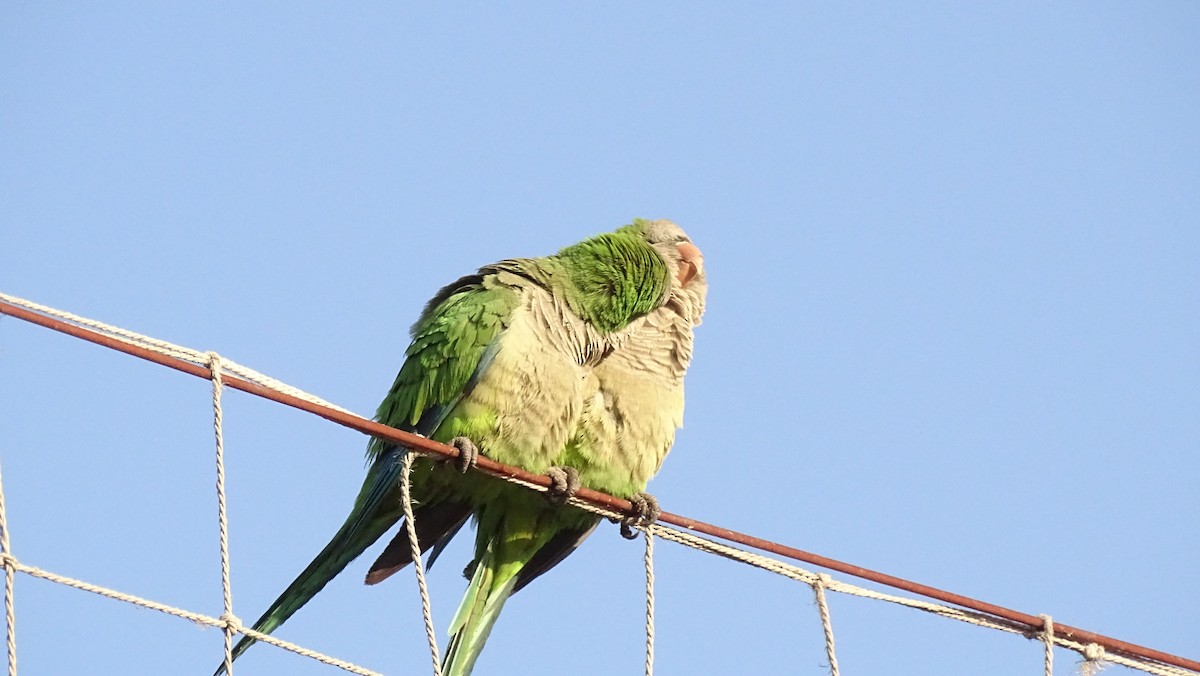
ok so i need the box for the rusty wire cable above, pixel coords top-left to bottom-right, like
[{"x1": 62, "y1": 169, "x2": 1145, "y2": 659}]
[{"x1": 1, "y1": 294, "x2": 1197, "y2": 675}]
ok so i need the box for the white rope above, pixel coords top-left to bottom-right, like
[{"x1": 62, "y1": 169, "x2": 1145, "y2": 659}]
[
  {"x1": 0, "y1": 293, "x2": 380, "y2": 676},
  {"x1": 6, "y1": 557, "x2": 379, "y2": 674},
  {"x1": 539, "y1": 488, "x2": 1194, "y2": 676},
  {"x1": 1041, "y1": 614, "x2": 1054, "y2": 676},
  {"x1": 207, "y1": 353, "x2": 237, "y2": 675},
  {"x1": 399, "y1": 452, "x2": 443, "y2": 676},
  {"x1": 812, "y1": 574, "x2": 840, "y2": 676},
  {"x1": 643, "y1": 530, "x2": 655, "y2": 676},
  {"x1": 1, "y1": 291, "x2": 1195, "y2": 676},
  {"x1": 0, "y1": 292, "x2": 356, "y2": 417},
  {"x1": 0, "y1": 463, "x2": 17, "y2": 676}
]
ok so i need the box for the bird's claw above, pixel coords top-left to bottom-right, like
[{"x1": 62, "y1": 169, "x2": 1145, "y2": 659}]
[
  {"x1": 545, "y1": 466, "x2": 581, "y2": 504},
  {"x1": 544, "y1": 466, "x2": 581, "y2": 504},
  {"x1": 619, "y1": 492, "x2": 660, "y2": 540},
  {"x1": 449, "y1": 436, "x2": 479, "y2": 474}
]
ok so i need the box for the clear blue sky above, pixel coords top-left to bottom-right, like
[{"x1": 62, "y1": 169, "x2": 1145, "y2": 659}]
[{"x1": 2, "y1": 4, "x2": 1197, "y2": 675}]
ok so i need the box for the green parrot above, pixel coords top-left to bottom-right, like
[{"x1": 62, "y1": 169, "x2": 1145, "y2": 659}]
[{"x1": 216, "y1": 219, "x2": 705, "y2": 676}]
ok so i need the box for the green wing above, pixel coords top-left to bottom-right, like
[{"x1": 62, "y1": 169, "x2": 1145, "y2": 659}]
[
  {"x1": 218, "y1": 277, "x2": 520, "y2": 674},
  {"x1": 371, "y1": 273, "x2": 520, "y2": 454}
]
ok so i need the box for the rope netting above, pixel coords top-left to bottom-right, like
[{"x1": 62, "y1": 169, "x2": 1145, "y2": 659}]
[{"x1": 0, "y1": 291, "x2": 1195, "y2": 676}]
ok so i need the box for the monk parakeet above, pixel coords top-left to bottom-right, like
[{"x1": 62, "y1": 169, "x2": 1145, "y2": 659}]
[{"x1": 217, "y1": 219, "x2": 705, "y2": 676}]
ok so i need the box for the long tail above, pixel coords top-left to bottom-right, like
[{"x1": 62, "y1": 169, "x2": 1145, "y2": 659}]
[
  {"x1": 440, "y1": 533, "x2": 519, "y2": 676},
  {"x1": 441, "y1": 505, "x2": 576, "y2": 676},
  {"x1": 214, "y1": 450, "x2": 409, "y2": 676}
]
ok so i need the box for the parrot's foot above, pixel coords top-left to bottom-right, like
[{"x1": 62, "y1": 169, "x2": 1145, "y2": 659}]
[
  {"x1": 462, "y1": 558, "x2": 478, "y2": 580},
  {"x1": 619, "y1": 492, "x2": 661, "y2": 540},
  {"x1": 544, "y1": 466, "x2": 581, "y2": 504},
  {"x1": 449, "y1": 436, "x2": 479, "y2": 474}
]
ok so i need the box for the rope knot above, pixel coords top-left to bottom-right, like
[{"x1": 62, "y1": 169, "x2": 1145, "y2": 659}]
[
  {"x1": 1083, "y1": 643, "x2": 1105, "y2": 661},
  {"x1": 219, "y1": 612, "x2": 242, "y2": 632},
  {"x1": 1079, "y1": 642, "x2": 1108, "y2": 676},
  {"x1": 206, "y1": 351, "x2": 224, "y2": 380},
  {"x1": 1038, "y1": 613, "x2": 1053, "y2": 634}
]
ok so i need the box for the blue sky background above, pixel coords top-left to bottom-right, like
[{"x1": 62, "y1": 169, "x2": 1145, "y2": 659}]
[{"x1": 2, "y1": 3, "x2": 1197, "y2": 675}]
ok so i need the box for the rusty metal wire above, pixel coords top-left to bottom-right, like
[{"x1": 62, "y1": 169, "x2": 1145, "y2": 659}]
[{"x1": 2, "y1": 295, "x2": 1197, "y2": 675}]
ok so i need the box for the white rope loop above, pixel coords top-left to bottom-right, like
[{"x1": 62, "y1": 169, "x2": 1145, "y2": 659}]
[
  {"x1": 400, "y1": 452, "x2": 443, "y2": 676},
  {"x1": 1040, "y1": 614, "x2": 1054, "y2": 676}
]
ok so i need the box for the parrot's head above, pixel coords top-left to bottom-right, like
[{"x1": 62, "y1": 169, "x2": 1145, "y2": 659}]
[{"x1": 629, "y1": 218, "x2": 707, "y2": 327}]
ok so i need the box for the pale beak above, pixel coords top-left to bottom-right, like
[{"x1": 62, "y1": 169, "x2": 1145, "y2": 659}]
[{"x1": 676, "y1": 241, "x2": 703, "y2": 286}]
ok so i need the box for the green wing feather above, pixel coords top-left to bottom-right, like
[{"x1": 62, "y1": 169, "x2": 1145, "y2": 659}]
[{"x1": 371, "y1": 274, "x2": 520, "y2": 453}]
